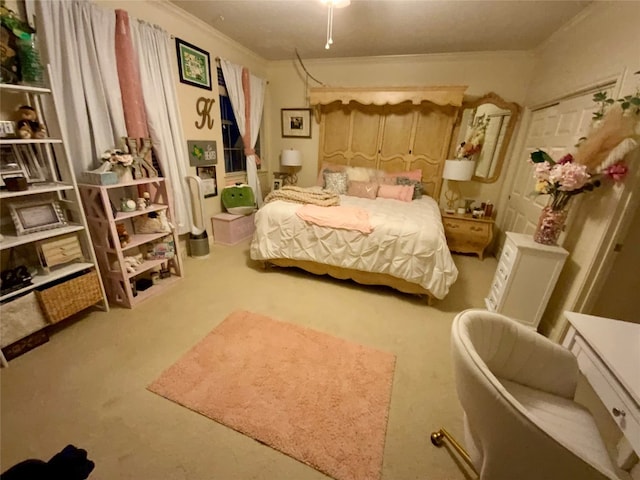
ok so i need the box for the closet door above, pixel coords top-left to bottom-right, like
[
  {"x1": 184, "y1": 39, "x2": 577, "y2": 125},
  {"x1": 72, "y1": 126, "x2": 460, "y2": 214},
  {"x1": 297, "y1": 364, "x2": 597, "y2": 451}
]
[{"x1": 502, "y1": 91, "x2": 605, "y2": 235}]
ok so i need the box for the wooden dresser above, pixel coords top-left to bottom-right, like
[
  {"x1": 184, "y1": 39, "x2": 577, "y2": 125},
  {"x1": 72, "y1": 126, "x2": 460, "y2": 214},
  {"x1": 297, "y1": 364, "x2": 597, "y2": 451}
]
[{"x1": 441, "y1": 212, "x2": 494, "y2": 260}]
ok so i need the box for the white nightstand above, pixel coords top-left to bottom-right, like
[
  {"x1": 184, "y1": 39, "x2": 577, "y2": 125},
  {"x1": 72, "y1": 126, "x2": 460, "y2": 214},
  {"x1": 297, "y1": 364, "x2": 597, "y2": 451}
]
[{"x1": 485, "y1": 232, "x2": 568, "y2": 330}]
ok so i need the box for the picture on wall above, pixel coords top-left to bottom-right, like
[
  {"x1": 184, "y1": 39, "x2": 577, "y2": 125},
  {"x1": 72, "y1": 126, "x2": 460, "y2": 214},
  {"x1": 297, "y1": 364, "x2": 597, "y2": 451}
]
[
  {"x1": 175, "y1": 38, "x2": 212, "y2": 91},
  {"x1": 187, "y1": 140, "x2": 217, "y2": 166},
  {"x1": 281, "y1": 108, "x2": 312, "y2": 138},
  {"x1": 196, "y1": 166, "x2": 218, "y2": 198}
]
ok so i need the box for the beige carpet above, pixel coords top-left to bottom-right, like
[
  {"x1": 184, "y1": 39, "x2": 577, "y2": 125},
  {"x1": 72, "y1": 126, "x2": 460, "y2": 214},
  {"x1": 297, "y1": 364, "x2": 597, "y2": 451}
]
[
  {"x1": 1, "y1": 242, "x2": 627, "y2": 479},
  {"x1": 148, "y1": 310, "x2": 396, "y2": 480}
]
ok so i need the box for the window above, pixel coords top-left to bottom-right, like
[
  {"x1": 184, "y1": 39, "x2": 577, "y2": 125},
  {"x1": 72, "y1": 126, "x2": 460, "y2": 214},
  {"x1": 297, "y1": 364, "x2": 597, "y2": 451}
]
[{"x1": 217, "y1": 67, "x2": 260, "y2": 173}]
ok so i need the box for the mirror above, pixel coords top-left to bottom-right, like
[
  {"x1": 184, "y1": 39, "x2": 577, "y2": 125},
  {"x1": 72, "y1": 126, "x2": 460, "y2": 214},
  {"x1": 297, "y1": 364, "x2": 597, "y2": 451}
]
[{"x1": 450, "y1": 92, "x2": 520, "y2": 183}]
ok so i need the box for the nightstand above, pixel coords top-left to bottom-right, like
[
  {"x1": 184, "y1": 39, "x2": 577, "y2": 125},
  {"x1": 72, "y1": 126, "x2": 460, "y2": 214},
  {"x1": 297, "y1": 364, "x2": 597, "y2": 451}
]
[{"x1": 441, "y1": 211, "x2": 494, "y2": 260}]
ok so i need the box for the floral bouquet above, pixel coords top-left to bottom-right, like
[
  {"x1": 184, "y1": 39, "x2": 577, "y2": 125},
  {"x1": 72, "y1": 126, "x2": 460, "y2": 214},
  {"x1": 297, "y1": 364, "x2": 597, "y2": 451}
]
[
  {"x1": 528, "y1": 88, "x2": 638, "y2": 244},
  {"x1": 101, "y1": 148, "x2": 133, "y2": 167},
  {"x1": 456, "y1": 114, "x2": 490, "y2": 159}
]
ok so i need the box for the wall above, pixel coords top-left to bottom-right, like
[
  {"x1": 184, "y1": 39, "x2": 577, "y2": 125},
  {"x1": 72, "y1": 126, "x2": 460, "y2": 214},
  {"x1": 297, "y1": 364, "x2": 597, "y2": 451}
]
[
  {"x1": 94, "y1": 0, "x2": 268, "y2": 238},
  {"x1": 266, "y1": 52, "x2": 535, "y2": 210},
  {"x1": 495, "y1": 1, "x2": 640, "y2": 339}
]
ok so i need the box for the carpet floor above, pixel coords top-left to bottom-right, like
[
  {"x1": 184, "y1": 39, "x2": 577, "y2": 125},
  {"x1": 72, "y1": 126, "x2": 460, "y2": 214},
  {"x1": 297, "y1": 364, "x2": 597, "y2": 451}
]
[{"x1": 148, "y1": 310, "x2": 397, "y2": 480}]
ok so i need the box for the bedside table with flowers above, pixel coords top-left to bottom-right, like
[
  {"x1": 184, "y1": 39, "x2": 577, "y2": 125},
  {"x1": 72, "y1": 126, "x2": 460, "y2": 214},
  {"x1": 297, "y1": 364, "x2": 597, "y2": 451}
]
[{"x1": 441, "y1": 211, "x2": 494, "y2": 260}]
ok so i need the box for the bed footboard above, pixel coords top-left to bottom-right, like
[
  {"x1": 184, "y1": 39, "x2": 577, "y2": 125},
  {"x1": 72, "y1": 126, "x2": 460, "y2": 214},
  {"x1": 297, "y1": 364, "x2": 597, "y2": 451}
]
[{"x1": 267, "y1": 258, "x2": 433, "y2": 305}]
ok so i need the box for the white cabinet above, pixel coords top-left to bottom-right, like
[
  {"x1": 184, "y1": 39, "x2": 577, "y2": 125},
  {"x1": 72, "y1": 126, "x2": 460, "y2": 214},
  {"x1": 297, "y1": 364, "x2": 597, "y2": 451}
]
[
  {"x1": 0, "y1": 81, "x2": 108, "y2": 365},
  {"x1": 485, "y1": 232, "x2": 568, "y2": 330}
]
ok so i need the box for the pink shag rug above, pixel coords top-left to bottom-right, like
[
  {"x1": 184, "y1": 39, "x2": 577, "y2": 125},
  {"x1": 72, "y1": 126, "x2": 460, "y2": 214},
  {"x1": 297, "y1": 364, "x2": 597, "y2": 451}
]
[{"x1": 148, "y1": 310, "x2": 396, "y2": 480}]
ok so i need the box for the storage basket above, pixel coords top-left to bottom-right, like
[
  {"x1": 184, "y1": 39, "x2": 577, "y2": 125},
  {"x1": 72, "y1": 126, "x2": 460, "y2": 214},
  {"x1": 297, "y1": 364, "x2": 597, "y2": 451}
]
[{"x1": 35, "y1": 270, "x2": 103, "y2": 324}]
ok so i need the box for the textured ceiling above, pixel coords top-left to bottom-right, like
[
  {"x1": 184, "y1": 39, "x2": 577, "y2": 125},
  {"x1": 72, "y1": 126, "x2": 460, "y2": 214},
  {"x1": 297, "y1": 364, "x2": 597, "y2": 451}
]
[{"x1": 169, "y1": 0, "x2": 592, "y2": 61}]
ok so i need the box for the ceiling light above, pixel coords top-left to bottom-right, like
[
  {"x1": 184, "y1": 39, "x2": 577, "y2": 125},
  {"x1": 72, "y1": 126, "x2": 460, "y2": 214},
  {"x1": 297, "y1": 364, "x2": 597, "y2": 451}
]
[{"x1": 320, "y1": 0, "x2": 350, "y2": 50}]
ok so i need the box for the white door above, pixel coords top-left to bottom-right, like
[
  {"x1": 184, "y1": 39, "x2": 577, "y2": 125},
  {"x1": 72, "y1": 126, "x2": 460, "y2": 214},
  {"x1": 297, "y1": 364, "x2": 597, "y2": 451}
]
[{"x1": 502, "y1": 89, "x2": 611, "y2": 236}]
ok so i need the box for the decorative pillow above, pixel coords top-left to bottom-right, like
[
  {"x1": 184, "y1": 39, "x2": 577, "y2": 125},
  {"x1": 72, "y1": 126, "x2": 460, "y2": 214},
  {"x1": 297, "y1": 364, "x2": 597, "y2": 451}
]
[
  {"x1": 323, "y1": 171, "x2": 349, "y2": 194},
  {"x1": 316, "y1": 162, "x2": 347, "y2": 186},
  {"x1": 377, "y1": 184, "x2": 414, "y2": 202},
  {"x1": 396, "y1": 176, "x2": 424, "y2": 199},
  {"x1": 345, "y1": 166, "x2": 375, "y2": 183},
  {"x1": 133, "y1": 210, "x2": 172, "y2": 234},
  {"x1": 347, "y1": 181, "x2": 378, "y2": 199},
  {"x1": 384, "y1": 168, "x2": 423, "y2": 182}
]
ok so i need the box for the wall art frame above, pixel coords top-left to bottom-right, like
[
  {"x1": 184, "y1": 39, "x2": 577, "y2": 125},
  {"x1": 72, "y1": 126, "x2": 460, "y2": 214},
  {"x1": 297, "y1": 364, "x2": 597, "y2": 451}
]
[
  {"x1": 175, "y1": 38, "x2": 212, "y2": 91},
  {"x1": 9, "y1": 199, "x2": 67, "y2": 236},
  {"x1": 281, "y1": 108, "x2": 312, "y2": 138}
]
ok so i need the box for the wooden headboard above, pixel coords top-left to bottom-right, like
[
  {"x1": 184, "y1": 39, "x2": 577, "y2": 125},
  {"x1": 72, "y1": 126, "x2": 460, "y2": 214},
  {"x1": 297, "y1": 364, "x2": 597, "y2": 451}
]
[{"x1": 310, "y1": 86, "x2": 467, "y2": 199}]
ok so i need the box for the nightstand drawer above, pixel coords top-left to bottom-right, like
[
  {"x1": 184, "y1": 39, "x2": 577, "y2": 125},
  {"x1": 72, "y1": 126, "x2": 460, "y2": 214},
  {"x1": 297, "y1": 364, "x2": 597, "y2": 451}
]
[{"x1": 443, "y1": 219, "x2": 491, "y2": 239}]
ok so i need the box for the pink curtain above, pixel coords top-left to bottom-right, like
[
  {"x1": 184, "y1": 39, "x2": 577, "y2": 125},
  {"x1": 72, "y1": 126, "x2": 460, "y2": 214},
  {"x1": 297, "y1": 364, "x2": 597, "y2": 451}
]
[
  {"x1": 242, "y1": 68, "x2": 261, "y2": 166},
  {"x1": 115, "y1": 9, "x2": 149, "y2": 139}
]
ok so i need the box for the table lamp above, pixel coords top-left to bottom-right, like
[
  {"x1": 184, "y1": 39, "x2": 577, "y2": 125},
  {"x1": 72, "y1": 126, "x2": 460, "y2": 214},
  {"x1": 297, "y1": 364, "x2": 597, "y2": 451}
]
[
  {"x1": 281, "y1": 149, "x2": 302, "y2": 185},
  {"x1": 442, "y1": 159, "x2": 475, "y2": 214}
]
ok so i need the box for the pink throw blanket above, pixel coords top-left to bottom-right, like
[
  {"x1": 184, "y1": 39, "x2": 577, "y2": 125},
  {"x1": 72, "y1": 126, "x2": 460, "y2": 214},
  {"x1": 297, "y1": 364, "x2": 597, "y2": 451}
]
[{"x1": 296, "y1": 204, "x2": 373, "y2": 233}]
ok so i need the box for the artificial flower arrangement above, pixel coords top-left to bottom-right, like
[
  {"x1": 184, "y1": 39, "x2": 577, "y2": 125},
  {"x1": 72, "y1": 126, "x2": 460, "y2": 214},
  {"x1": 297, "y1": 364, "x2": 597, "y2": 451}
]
[
  {"x1": 101, "y1": 148, "x2": 134, "y2": 167},
  {"x1": 528, "y1": 87, "x2": 639, "y2": 244},
  {"x1": 530, "y1": 90, "x2": 639, "y2": 210},
  {"x1": 455, "y1": 114, "x2": 490, "y2": 159}
]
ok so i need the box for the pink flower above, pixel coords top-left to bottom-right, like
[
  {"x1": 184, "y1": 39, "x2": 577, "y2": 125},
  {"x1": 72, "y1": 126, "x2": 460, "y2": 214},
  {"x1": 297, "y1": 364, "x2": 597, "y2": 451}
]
[
  {"x1": 533, "y1": 162, "x2": 552, "y2": 181},
  {"x1": 550, "y1": 163, "x2": 590, "y2": 191},
  {"x1": 603, "y1": 162, "x2": 629, "y2": 182}
]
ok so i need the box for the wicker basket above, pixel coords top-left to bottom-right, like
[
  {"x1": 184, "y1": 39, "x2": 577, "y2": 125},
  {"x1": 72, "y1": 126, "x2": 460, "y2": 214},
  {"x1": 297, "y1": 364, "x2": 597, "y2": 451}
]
[{"x1": 35, "y1": 270, "x2": 103, "y2": 324}]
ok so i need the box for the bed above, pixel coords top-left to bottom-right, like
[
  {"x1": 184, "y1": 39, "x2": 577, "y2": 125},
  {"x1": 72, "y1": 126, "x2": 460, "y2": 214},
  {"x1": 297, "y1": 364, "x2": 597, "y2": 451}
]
[
  {"x1": 251, "y1": 85, "x2": 467, "y2": 301},
  {"x1": 250, "y1": 191, "x2": 458, "y2": 300}
]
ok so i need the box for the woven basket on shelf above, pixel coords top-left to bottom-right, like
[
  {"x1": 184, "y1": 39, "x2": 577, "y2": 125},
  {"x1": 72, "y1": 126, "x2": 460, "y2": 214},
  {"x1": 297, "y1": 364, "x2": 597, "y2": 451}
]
[{"x1": 35, "y1": 270, "x2": 103, "y2": 324}]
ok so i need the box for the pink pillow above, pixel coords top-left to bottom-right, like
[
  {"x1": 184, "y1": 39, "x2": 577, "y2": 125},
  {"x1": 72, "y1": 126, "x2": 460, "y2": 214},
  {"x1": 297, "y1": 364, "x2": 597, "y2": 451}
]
[
  {"x1": 377, "y1": 184, "x2": 414, "y2": 202},
  {"x1": 347, "y1": 181, "x2": 378, "y2": 199},
  {"x1": 316, "y1": 162, "x2": 347, "y2": 186},
  {"x1": 384, "y1": 169, "x2": 422, "y2": 182}
]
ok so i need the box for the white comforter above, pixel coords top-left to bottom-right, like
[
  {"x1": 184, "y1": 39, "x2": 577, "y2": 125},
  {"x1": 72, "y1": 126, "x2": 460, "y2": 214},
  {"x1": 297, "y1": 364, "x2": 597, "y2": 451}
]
[{"x1": 249, "y1": 195, "x2": 458, "y2": 299}]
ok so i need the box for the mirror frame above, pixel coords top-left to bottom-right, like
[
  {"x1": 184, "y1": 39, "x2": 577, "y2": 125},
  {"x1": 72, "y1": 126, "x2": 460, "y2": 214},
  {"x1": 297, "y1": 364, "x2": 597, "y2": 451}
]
[{"x1": 450, "y1": 92, "x2": 521, "y2": 183}]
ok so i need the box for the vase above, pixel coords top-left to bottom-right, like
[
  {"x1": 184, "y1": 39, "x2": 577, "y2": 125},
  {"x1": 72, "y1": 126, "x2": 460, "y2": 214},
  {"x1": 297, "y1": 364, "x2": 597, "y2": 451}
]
[
  {"x1": 114, "y1": 165, "x2": 133, "y2": 183},
  {"x1": 533, "y1": 206, "x2": 568, "y2": 246}
]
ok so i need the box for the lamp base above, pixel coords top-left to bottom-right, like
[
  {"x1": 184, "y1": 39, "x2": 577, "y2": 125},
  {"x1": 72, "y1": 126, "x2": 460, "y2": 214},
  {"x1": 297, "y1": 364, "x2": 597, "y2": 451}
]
[{"x1": 444, "y1": 208, "x2": 455, "y2": 215}]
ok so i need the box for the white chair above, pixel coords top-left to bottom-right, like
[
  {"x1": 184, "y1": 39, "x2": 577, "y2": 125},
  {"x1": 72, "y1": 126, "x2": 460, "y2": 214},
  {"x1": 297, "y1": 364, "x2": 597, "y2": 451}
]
[{"x1": 431, "y1": 309, "x2": 620, "y2": 480}]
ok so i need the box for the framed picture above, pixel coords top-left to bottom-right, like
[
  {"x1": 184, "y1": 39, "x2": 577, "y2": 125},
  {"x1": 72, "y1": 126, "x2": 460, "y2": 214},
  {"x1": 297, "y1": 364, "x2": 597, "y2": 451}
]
[
  {"x1": 196, "y1": 166, "x2": 218, "y2": 198},
  {"x1": 281, "y1": 108, "x2": 312, "y2": 138},
  {"x1": 272, "y1": 178, "x2": 283, "y2": 191},
  {"x1": 175, "y1": 38, "x2": 212, "y2": 91},
  {"x1": 187, "y1": 140, "x2": 217, "y2": 166},
  {"x1": 9, "y1": 199, "x2": 67, "y2": 236}
]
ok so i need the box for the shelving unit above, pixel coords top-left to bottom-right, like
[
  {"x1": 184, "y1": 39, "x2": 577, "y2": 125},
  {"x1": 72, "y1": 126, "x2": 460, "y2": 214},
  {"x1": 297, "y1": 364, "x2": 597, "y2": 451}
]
[
  {"x1": 79, "y1": 177, "x2": 183, "y2": 308},
  {"x1": 0, "y1": 80, "x2": 109, "y2": 365}
]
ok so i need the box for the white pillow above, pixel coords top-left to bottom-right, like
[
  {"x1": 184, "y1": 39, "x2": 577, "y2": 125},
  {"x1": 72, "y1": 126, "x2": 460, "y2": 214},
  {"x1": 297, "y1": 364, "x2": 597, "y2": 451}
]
[{"x1": 345, "y1": 166, "x2": 373, "y2": 183}]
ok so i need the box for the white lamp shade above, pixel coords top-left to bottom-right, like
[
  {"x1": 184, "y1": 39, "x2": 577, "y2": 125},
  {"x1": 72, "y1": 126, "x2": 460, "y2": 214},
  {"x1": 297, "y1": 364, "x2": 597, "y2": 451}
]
[
  {"x1": 442, "y1": 159, "x2": 475, "y2": 181},
  {"x1": 281, "y1": 149, "x2": 302, "y2": 167}
]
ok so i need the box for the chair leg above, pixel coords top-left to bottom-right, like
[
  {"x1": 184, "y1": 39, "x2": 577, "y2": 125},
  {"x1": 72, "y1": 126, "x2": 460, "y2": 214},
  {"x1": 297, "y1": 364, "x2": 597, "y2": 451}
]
[{"x1": 431, "y1": 428, "x2": 478, "y2": 475}]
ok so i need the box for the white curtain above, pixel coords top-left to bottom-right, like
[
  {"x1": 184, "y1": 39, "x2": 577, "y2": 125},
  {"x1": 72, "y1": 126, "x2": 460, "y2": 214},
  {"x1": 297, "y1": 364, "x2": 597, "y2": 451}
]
[
  {"x1": 129, "y1": 21, "x2": 192, "y2": 235},
  {"x1": 36, "y1": 0, "x2": 126, "y2": 173},
  {"x1": 220, "y1": 59, "x2": 266, "y2": 207}
]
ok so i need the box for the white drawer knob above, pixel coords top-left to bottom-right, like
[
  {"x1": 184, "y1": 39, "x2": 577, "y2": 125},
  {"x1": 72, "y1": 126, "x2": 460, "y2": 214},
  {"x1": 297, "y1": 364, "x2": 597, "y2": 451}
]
[{"x1": 612, "y1": 407, "x2": 626, "y2": 417}]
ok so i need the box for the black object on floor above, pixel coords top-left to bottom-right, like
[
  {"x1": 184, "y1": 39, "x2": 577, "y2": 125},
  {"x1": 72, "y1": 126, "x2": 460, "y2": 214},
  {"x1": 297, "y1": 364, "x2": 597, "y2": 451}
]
[{"x1": 1, "y1": 444, "x2": 95, "y2": 480}]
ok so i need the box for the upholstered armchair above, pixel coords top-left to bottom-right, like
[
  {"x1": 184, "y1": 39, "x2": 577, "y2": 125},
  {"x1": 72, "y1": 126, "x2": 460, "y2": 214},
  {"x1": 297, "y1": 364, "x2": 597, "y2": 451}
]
[{"x1": 431, "y1": 309, "x2": 620, "y2": 480}]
